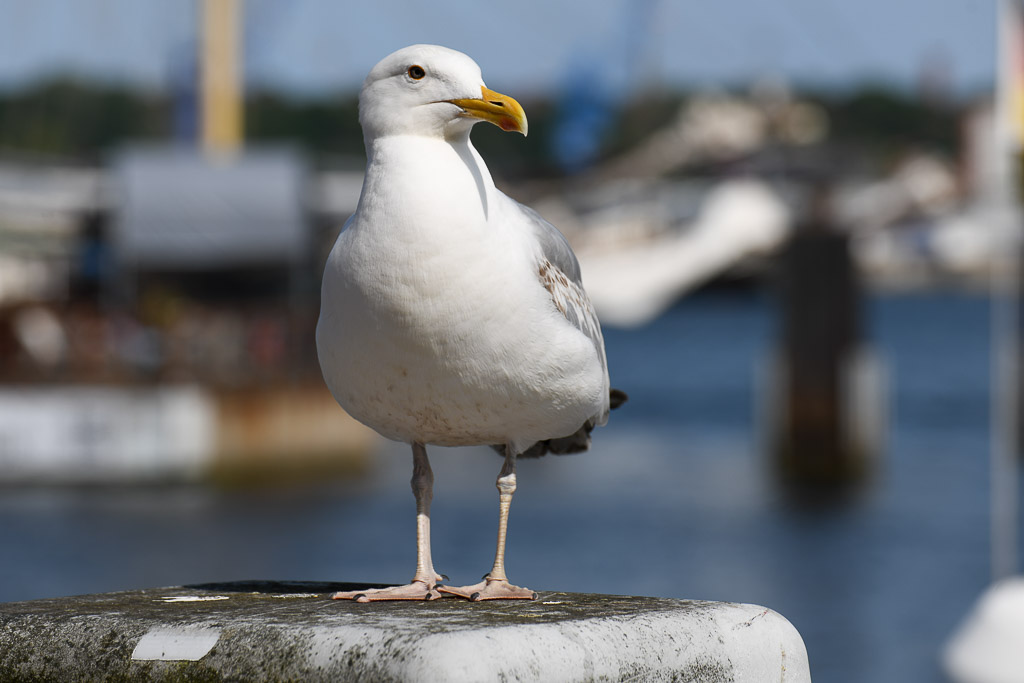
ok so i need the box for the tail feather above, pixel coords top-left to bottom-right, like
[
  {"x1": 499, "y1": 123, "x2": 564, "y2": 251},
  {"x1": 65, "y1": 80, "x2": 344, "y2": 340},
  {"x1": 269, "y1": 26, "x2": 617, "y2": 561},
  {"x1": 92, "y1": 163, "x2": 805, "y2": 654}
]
[
  {"x1": 609, "y1": 388, "x2": 628, "y2": 410},
  {"x1": 497, "y1": 387, "x2": 628, "y2": 459}
]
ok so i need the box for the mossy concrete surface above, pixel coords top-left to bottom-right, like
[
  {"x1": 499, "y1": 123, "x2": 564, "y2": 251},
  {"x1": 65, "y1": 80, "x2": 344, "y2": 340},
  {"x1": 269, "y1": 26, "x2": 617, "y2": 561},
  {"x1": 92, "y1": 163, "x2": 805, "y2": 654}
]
[{"x1": 0, "y1": 581, "x2": 811, "y2": 682}]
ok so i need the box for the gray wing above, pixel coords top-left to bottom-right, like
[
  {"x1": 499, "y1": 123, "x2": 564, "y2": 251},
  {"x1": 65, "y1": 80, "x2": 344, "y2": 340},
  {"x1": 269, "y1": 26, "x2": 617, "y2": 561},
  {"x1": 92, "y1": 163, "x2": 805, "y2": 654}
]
[
  {"x1": 514, "y1": 202, "x2": 609, "y2": 396},
  {"x1": 485, "y1": 202, "x2": 619, "y2": 459},
  {"x1": 517, "y1": 203, "x2": 582, "y2": 283}
]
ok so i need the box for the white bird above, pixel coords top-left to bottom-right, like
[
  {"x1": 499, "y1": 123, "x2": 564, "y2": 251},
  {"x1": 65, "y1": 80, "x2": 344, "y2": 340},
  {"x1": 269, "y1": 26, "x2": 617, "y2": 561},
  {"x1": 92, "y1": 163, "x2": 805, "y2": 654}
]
[{"x1": 317, "y1": 44, "x2": 625, "y2": 602}]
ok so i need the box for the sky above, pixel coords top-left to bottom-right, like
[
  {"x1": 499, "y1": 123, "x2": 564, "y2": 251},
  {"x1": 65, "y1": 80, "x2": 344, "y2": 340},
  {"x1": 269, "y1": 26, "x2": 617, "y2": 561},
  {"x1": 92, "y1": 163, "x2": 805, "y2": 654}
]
[{"x1": 0, "y1": 0, "x2": 997, "y2": 98}]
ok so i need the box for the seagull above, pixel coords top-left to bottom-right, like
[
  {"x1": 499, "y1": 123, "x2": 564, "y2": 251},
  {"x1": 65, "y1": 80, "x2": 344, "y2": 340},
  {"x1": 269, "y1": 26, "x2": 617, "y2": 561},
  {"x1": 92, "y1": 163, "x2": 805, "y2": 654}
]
[{"x1": 316, "y1": 44, "x2": 626, "y2": 602}]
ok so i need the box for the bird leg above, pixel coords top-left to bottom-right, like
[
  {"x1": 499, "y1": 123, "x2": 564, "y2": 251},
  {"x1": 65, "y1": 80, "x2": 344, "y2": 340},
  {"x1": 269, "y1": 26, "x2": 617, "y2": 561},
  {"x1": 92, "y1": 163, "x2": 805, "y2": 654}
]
[
  {"x1": 439, "y1": 445, "x2": 537, "y2": 601},
  {"x1": 332, "y1": 442, "x2": 446, "y2": 602}
]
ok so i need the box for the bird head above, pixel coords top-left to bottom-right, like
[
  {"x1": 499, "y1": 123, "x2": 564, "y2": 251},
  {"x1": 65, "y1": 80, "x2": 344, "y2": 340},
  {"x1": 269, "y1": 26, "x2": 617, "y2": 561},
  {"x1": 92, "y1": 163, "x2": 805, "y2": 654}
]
[{"x1": 359, "y1": 44, "x2": 528, "y2": 142}]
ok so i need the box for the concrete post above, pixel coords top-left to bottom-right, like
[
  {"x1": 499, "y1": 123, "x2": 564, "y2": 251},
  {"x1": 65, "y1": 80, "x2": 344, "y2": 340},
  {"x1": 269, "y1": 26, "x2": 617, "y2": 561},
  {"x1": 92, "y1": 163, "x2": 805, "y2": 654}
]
[{"x1": 0, "y1": 581, "x2": 811, "y2": 681}]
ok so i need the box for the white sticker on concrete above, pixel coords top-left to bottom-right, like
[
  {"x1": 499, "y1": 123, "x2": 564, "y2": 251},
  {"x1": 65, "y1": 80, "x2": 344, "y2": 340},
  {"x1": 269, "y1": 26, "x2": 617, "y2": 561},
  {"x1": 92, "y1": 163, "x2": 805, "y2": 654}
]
[{"x1": 131, "y1": 626, "x2": 222, "y2": 661}]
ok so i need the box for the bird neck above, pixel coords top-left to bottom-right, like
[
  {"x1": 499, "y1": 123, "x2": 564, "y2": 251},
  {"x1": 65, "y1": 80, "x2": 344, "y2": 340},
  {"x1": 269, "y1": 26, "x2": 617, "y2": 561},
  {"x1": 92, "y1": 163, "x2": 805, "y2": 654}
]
[{"x1": 361, "y1": 135, "x2": 497, "y2": 224}]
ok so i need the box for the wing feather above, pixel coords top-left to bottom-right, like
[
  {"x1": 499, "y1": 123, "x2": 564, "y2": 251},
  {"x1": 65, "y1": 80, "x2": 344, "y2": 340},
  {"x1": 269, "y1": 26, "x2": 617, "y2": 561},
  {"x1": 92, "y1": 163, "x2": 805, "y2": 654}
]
[
  {"x1": 487, "y1": 201, "x2": 626, "y2": 459},
  {"x1": 515, "y1": 203, "x2": 610, "y2": 419}
]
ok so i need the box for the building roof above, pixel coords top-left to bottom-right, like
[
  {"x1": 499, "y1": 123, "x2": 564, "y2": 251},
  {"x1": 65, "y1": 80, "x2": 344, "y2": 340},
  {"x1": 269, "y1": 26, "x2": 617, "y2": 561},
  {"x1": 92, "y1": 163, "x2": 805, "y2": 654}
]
[{"x1": 111, "y1": 147, "x2": 309, "y2": 270}]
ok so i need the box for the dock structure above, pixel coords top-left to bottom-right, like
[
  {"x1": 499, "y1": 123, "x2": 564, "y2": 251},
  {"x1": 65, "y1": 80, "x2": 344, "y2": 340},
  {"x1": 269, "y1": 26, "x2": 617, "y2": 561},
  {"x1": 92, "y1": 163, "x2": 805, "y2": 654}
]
[
  {"x1": 0, "y1": 581, "x2": 811, "y2": 682},
  {"x1": 0, "y1": 384, "x2": 375, "y2": 485}
]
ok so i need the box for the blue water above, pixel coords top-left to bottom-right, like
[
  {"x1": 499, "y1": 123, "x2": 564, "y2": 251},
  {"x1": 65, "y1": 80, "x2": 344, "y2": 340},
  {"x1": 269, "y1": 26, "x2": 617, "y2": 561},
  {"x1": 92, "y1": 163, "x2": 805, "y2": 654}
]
[{"x1": 0, "y1": 290, "x2": 1008, "y2": 682}]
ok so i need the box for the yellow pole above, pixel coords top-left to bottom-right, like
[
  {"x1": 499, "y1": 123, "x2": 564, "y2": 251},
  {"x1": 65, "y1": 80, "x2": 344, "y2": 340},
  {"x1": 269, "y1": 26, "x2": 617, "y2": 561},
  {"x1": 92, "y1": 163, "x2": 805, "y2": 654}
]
[{"x1": 201, "y1": 0, "x2": 243, "y2": 155}]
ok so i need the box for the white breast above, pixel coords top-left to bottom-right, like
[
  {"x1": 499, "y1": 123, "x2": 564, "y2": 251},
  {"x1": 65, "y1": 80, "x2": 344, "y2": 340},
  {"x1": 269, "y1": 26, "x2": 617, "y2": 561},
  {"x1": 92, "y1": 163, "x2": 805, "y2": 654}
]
[{"x1": 316, "y1": 136, "x2": 604, "y2": 451}]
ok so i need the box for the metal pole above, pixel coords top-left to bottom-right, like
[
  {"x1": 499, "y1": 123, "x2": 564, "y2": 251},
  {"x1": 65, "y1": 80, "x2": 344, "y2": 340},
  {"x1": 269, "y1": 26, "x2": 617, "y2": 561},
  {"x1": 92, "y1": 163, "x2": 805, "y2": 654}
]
[
  {"x1": 992, "y1": 212, "x2": 1020, "y2": 582},
  {"x1": 991, "y1": 0, "x2": 1020, "y2": 582}
]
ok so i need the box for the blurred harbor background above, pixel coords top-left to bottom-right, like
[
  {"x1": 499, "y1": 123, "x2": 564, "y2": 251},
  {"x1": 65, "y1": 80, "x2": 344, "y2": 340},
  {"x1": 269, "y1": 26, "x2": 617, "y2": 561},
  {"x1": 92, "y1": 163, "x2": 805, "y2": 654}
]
[{"x1": 0, "y1": 1, "x2": 1016, "y2": 682}]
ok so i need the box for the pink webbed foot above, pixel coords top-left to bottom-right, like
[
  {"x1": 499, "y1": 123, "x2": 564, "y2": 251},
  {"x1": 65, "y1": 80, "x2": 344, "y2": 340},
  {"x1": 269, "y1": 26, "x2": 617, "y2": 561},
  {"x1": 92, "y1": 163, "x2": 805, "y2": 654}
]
[
  {"x1": 438, "y1": 576, "x2": 537, "y2": 601},
  {"x1": 332, "y1": 580, "x2": 444, "y2": 602}
]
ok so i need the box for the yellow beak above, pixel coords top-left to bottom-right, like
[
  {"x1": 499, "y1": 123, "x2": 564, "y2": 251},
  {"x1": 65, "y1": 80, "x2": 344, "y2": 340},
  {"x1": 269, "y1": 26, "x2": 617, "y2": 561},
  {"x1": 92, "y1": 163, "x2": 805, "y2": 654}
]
[{"x1": 448, "y1": 86, "x2": 528, "y2": 136}]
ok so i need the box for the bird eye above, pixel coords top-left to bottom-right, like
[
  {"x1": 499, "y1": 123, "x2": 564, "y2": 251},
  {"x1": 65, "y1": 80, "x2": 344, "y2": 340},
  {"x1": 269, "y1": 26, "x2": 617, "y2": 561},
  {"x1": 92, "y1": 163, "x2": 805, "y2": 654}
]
[{"x1": 407, "y1": 65, "x2": 426, "y2": 80}]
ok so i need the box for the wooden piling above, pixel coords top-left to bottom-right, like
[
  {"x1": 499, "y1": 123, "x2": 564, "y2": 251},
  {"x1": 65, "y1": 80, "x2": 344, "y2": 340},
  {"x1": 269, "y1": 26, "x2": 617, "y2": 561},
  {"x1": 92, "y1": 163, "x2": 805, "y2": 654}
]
[{"x1": 770, "y1": 213, "x2": 882, "y2": 488}]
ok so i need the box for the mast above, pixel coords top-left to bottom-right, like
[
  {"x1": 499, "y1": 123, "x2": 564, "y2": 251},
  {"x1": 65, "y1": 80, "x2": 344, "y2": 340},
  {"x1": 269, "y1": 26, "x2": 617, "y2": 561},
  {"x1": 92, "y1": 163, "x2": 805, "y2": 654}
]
[{"x1": 200, "y1": 0, "x2": 243, "y2": 155}]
